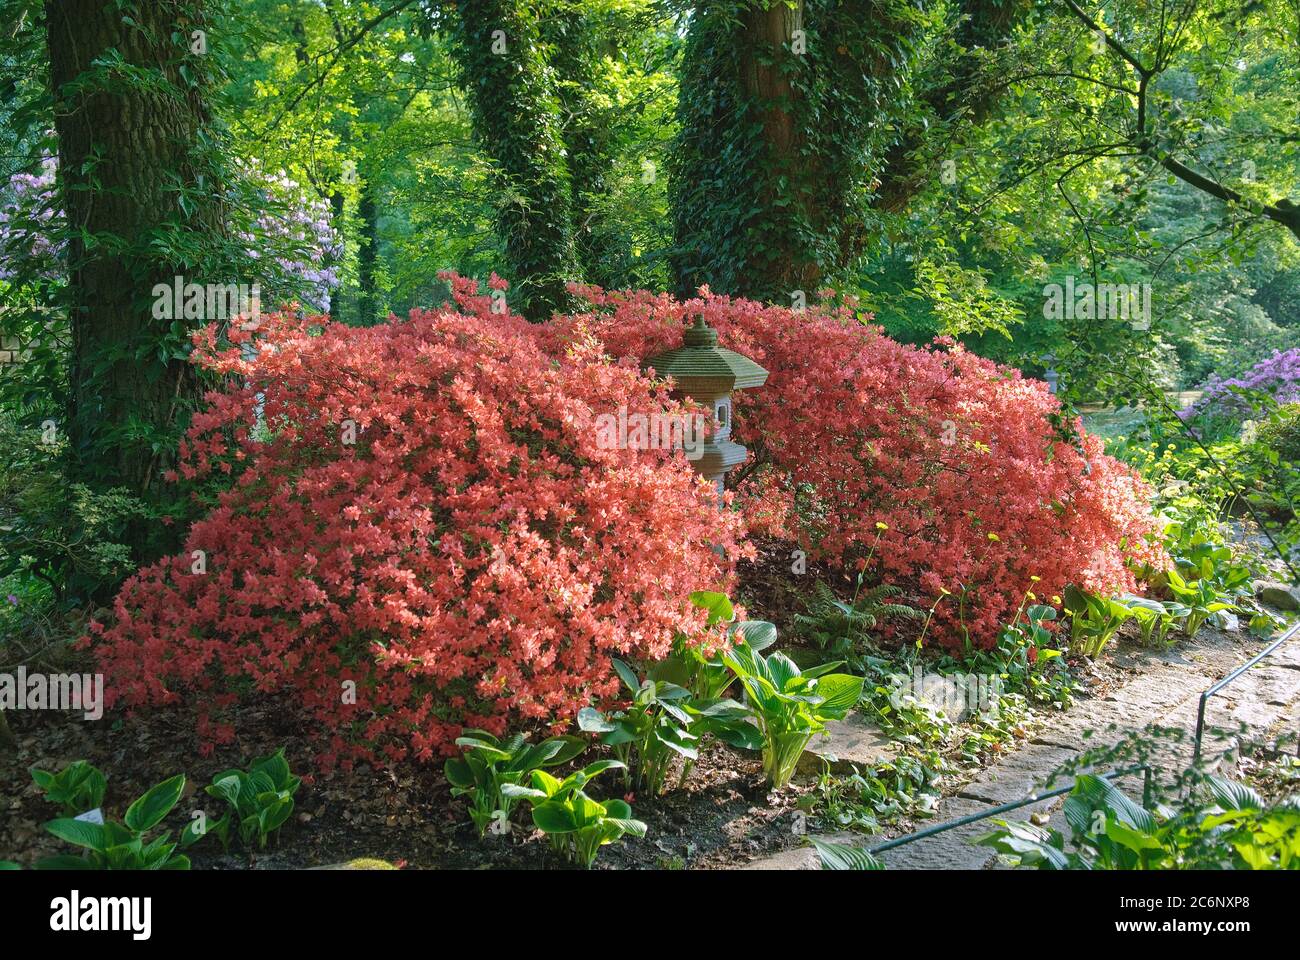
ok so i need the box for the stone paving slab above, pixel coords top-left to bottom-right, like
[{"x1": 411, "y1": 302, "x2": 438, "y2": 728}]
[
  {"x1": 796, "y1": 713, "x2": 894, "y2": 777},
  {"x1": 740, "y1": 832, "x2": 858, "y2": 870},
  {"x1": 956, "y1": 746, "x2": 1079, "y2": 805}
]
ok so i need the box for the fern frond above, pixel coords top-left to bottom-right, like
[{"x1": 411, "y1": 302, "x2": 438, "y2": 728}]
[{"x1": 876, "y1": 603, "x2": 924, "y2": 621}]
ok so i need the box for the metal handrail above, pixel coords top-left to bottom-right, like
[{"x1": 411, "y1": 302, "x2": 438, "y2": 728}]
[
  {"x1": 1193, "y1": 619, "x2": 1300, "y2": 761},
  {"x1": 868, "y1": 617, "x2": 1299, "y2": 858},
  {"x1": 867, "y1": 765, "x2": 1151, "y2": 857}
]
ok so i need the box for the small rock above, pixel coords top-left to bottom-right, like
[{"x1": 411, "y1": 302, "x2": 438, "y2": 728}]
[
  {"x1": 1213, "y1": 610, "x2": 1240, "y2": 631},
  {"x1": 1256, "y1": 580, "x2": 1300, "y2": 611},
  {"x1": 917, "y1": 674, "x2": 977, "y2": 722},
  {"x1": 742, "y1": 845, "x2": 820, "y2": 870},
  {"x1": 741, "y1": 833, "x2": 859, "y2": 871}
]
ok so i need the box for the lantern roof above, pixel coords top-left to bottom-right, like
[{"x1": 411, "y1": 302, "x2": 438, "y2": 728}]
[{"x1": 643, "y1": 316, "x2": 768, "y2": 391}]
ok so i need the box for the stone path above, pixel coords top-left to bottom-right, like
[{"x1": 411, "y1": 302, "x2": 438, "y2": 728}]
[
  {"x1": 746, "y1": 617, "x2": 1300, "y2": 870},
  {"x1": 882, "y1": 625, "x2": 1300, "y2": 869}
]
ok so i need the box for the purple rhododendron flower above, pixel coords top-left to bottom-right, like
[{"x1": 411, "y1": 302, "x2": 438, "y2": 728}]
[
  {"x1": 1180, "y1": 348, "x2": 1300, "y2": 425},
  {"x1": 1, "y1": 156, "x2": 341, "y2": 310}
]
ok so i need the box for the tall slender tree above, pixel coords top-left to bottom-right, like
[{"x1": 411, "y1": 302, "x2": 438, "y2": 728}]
[{"x1": 446, "y1": 0, "x2": 577, "y2": 319}]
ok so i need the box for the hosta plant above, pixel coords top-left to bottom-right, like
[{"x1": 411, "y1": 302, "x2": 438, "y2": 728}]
[
  {"x1": 444, "y1": 730, "x2": 586, "y2": 836},
  {"x1": 191, "y1": 748, "x2": 302, "y2": 851},
  {"x1": 1170, "y1": 529, "x2": 1254, "y2": 598},
  {"x1": 1063, "y1": 586, "x2": 1134, "y2": 658},
  {"x1": 579, "y1": 658, "x2": 758, "y2": 796},
  {"x1": 30, "y1": 760, "x2": 107, "y2": 817},
  {"x1": 659, "y1": 591, "x2": 777, "y2": 701},
  {"x1": 1119, "y1": 595, "x2": 1188, "y2": 649},
  {"x1": 810, "y1": 836, "x2": 884, "y2": 870},
  {"x1": 1165, "y1": 568, "x2": 1237, "y2": 638},
  {"x1": 722, "y1": 639, "x2": 865, "y2": 788},
  {"x1": 579, "y1": 660, "x2": 696, "y2": 797},
  {"x1": 501, "y1": 759, "x2": 646, "y2": 868},
  {"x1": 36, "y1": 773, "x2": 189, "y2": 870}
]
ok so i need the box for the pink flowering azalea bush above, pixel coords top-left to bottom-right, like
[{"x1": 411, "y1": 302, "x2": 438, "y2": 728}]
[
  {"x1": 91, "y1": 273, "x2": 1165, "y2": 767},
  {"x1": 543, "y1": 284, "x2": 1166, "y2": 647},
  {"x1": 90, "y1": 275, "x2": 744, "y2": 769}
]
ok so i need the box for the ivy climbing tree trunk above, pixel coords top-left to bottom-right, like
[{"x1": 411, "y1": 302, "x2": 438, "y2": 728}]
[
  {"x1": 670, "y1": 0, "x2": 925, "y2": 302},
  {"x1": 448, "y1": 0, "x2": 577, "y2": 320},
  {"x1": 739, "y1": 1, "x2": 810, "y2": 295},
  {"x1": 44, "y1": 0, "x2": 228, "y2": 507}
]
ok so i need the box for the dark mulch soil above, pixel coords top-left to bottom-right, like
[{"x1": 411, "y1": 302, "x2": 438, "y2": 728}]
[{"x1": 0, "y1": 697, "x2": 812, "y2": 870}]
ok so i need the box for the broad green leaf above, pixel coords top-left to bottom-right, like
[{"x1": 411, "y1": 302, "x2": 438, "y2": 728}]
[
  {"x1": 43, "y1": 818, "x2": 107, "y2": 852},
  {"x1": 812, "y1": 674, "x2": 865, "y2": 717},
  {"x1": 577, "y1": 706, "x2": 618, "y2": 733},
  {"x1": 810, "y1": 837, "x2": 884, "y2": 870},
  {"x1": 532, "y1": 800, "x2": 580, "y2": 834},
  {"x1": 444, "y1": 757, "x2": 474, "y2": 789},
  {"x1": 730, "y1": 620, "x2": 777, "y2": 651},
  {"x1": 690, "y1": 591, "x2": 733, "y2": 626},
  {"x1": 124, "y1": 775, "x2": 185, "y2": 833},
  {"x1": 1206, "y1": 776, "x2": 1263, "y2": 813}
]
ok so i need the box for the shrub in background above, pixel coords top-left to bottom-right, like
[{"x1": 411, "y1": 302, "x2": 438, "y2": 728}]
[
  {"x1": 1180, "y1": 347, "x2": 1300, "y2": 435},
  {"x1": 1257, "y1": 403, "x2": 1300, "y2": 463},
  {"x1": 90, "y1": 278, "x2": 745, "y2": 769},
  {"x1": 544, "y1": 284, "x2": 1165, "y2": 649}
]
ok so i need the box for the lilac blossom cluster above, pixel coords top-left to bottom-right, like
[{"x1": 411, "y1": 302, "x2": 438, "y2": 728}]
[
  {"x1": 0, "y1": 157, "x2": 62, "y2": 282},
  {"x1": 235, "y1": 162, "x2": 343, "y2": 311},
  {"x1": 0, "y1": 157, "x2": 341, "y2": 310},
  {"x1": 1180, "y1": 347, "x2": 1300, "y2": 425}
]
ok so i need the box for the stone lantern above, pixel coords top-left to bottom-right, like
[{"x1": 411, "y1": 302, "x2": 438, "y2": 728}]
[
  {"x1": 644, "y1": 315, "x2": 768, "y2": 498},
  {"x1": 1041, "y1": 353, "x2": 1059, "y2": 395}
]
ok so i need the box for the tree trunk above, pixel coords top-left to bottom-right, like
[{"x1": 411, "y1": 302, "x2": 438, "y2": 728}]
[
  {"x1": 671, "y1": 1, "x2": 923, "y2": 302},
  {"x1": 44, "y1": 0, "x2": 227, "y2": 502},
  {"x1": 738, "y1": 0, "x2": 817, "y2": 295},
  {"x1": 449, "y1": 0, "x2": 577, "y2": 320},
  {"x1": 357, "y1": 185, "x2": 379, "y2": 323}
]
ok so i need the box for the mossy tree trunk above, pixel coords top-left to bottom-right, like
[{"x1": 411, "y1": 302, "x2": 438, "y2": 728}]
[
  {"x1": 671, "y1": 1, "x2": 925, "y2": 302},
  {"x1": 448, "y1": 0, "x2": 578, "y2": 320}
]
